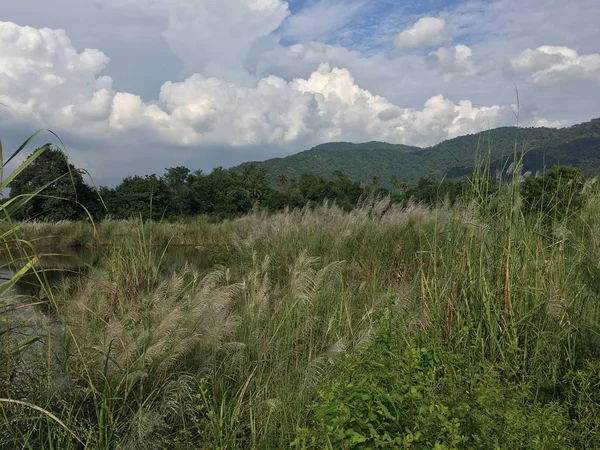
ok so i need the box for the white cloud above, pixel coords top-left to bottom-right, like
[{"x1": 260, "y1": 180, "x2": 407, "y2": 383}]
[
  {"x1": 0, "y1": 21, "x2": 113, "y2": 129},
  {"x1": 102, "y1": 63, "x2": 518, "y2": 148},
  {"x1": 118, "y1": 64, "x2": 520, "y2": 148},
  {"x1": 510, "y1": 46, "x2": 600, "y2": 85},
  {"x1": 533, "y1": 117, "x2": 571, "y2": 128},
  {"x1": 427, "y1": 44, "x2": 479, "y2": 80},
  {"x1": 4, "y1": 0, "x2": 597, "y2": 184},
  {"x1": 0, "y1": 21, "x2": 521, "y2": 154},
  {"x1": 102, "y1": 0, "x2": 290, "y2": 82},
  {"x1": 395, "y1": 17, "x2": 447, "y2": 50}
]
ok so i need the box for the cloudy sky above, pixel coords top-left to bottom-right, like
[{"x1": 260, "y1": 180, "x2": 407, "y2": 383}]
[{"x1": 1, "y1": 0, "x2": 599, "y2": 185}]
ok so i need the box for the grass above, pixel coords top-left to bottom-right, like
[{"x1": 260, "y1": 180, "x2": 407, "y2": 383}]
[
  {"x1": 14, "y1": 217, "x2": 238, "y2": 250},
  {"x1": 4, "y1": 139, "x2": 600, "y2": 447}
]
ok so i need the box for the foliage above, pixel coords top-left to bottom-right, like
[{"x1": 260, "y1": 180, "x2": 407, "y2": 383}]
[
  {"x1": 521, "y1": 165, "x2": 584, "y2": 217},
  {"x1": 403, "y1": 178, "x2": 465, "y2": 206},
  {"x1": 303, "y1": 308, "x2": 572, "y2": 449},
  {"x1": 8, "y1": 146, "x2": 100, "y2": 221},
  {"x1": 102, "y1": 174, "x2": 171, "y2": 220},
  {"x1": 8, "y1": 122, "x2": 600, "y2": 448},
  {"x1": 563, "y1": 359, "x2": 600, "y2": 448},
  {"x1": 1, "y1": 132, "x2": 88, "y2": 446},
  {"x1": 232, "y1": 118, "x2": 600, "y2": 186},
  {"x1": 9, "y1": 117, "x2": 600, "y2": 222},
  {"x1": 163, "y1": 166, "x2": 194, "y2": 216}
]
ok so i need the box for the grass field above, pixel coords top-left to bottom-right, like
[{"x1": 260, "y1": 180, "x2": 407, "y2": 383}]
[
  {"x1": 3, "y1": 176, "x2": 600, "y2": 448},
  {"x1": 2, "y1": 132, "x2": 600, "y2": 448}
]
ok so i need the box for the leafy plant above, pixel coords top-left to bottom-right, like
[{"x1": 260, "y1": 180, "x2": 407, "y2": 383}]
[{"x1": 521, "y1": 165, "x2": 584, "y2": 217}]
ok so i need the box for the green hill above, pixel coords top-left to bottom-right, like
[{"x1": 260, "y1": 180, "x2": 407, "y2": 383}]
[{"x1": 233, "y1": 118, "x2": 600, "y2": 185}]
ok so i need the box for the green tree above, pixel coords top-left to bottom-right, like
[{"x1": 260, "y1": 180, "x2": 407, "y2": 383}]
[
  {"x1": 267, "y1": 182, "x2": 304, "y2": 210},
  {"x1": 8, "y1": 147, "x2": 100, "y2": 221},
  {"x1": 163, "y1": 166, "x2": 193, "y2": 216},
  {"x1": 239, "y1": 164, "x2": 271, "y2": 203},
  {"x1": 389, "y1": 175, "x2": 399, "y2": 196},
  {"x1": 189, "y1": 167, "x2": 252, "y2": 216},
  {"x1": 326, "y1": 171, "x2": 363, "y2": 210},
  {"x1": 404, "y1": 178, "x2": 465, "y2": 206},
  {"x1": 278, "y1": 173, "x2": 288, "y2": 185},
  {"x1": 110, "y1": 174, "x2": 170, "y2": 220},
  {"x1": 297, "y1": 173, "x2": 328, "y2": 204}
]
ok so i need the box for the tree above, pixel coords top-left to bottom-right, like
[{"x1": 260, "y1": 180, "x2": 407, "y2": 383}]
[
  {"x1": 297, "y1": 173, "x2": 328, "y2": 204},
  {"x1": 110, "y1": 175, "x2": 171, "y2": 220},
  {"x1": 390, "y1": 175, "x2": 399, "y2": 196},
  {"x1": 327, "y1": 170, "x2": 363, "y2": 210},
  {"x1": 278, "y1": 173, "x2": 288, "y2": 185},
  {"x1": 189, "y1": 167, "x2": 252, "y2": 216},
  {"x1": 404, "y1": 178, "x2": 465, "y2": 206},
  {"x1": 239, "y1": 164, "x2": 271, "y2": 203},
  {"x1": 163, "y1": 166, "x2": 193, "y2": 216},
  {"x1": 9, "y1": 147, "x2": 100, "y2": 221}
]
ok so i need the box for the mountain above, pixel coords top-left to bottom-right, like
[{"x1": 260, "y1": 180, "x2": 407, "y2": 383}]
[{"x1": 233, "y1": 118, "x2": 600, "y2": 185}]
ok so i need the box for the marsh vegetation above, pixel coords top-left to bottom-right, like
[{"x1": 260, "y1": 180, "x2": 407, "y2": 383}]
[{"x1": 3, "y1": 134, "x2": 600, "y2": 449}]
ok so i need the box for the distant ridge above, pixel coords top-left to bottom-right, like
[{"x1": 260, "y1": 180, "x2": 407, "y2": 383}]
[{"x1": 233, "y1": 118, "x2": 600, "y2": 186}]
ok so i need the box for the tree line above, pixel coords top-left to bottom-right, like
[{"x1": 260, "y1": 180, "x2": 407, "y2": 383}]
[{"x1": 5, "y1": 147, "x2": 587, "y2": 221}]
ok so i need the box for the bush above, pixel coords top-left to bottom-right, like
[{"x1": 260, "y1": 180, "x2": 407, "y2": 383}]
[
  {"x1": 521, "y1": 166, "x2": 584, "y2": 217},
  {"x1": 298, "y1": 309, "x2": 573, "y2": 449}
]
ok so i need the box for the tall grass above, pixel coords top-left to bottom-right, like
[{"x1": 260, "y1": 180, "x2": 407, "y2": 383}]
[
  {"x1": 0, "y1": 132, "x2": 88, "y2": 445},
  {"x1": 16, "y1": 217, "x2": 238, "y2": 250},
  {"x1": 4, "y1": 152, "x2": 600, "y2": 446}
]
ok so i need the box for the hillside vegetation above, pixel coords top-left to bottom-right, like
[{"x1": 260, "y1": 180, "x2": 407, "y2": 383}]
[
  {"x1": 234, "y1": 118, "x2": 600, "y2": 185},
  {"x1": 7, "y1": 118, "x2": 600, "y2": 223}
]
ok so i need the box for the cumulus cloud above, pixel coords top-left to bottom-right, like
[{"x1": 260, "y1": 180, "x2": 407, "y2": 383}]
[
  {"x1": 115, "y1": 65, "x2": 518, "y2": 147},
  {"x1": 102, "y1": 0, "x2": 290, "y2": 82},
  {"x1": 0, "y1": 21, "x2": 520, "y2": 151},
  {"x1": 0, "y1": 19, "x2": 576, "y2": 183},
  {"x1": 533, "y1": 117, "x2": 571, "y2": 128},
  {"x1": 0, "y1": 21, "x2": 113, "y2": 130},
  {"x1": 510, "y1": 45, "x2": 600, "y2": 85},
  {"x1": 395, "y1": 17, "x2": 447, "y2": 49},
  {"x1": 427, "y1": 44, "x2": 479, "y2": 80}
]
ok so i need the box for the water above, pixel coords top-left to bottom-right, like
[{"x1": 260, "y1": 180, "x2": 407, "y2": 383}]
[{"x1": 0, "y1": 246, "x2": 211, "y2": 339}]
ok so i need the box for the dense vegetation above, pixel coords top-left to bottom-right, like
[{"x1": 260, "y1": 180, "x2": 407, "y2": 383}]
[
  {"x1": 234, "y1": 117, "x2": 600, "y2": 186},
  {"x1": 6, "y1": 118, "x2": 600, "y2": 223},
  {"x1": 3, "y1": 129, "x2": 600, "y2": 448}
]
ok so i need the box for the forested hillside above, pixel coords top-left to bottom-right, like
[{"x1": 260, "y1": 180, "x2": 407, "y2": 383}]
[
  {"x1": 7, "y1": 118, "x2": 600, "y2": 221},
  {"x1": 234, "y1": 118, "x2": 600, "y2": 185}
]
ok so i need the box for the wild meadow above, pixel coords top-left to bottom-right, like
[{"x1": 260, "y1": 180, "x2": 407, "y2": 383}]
[{"x1": 3, "y1": 138, "x2": 600, "y2": 448}]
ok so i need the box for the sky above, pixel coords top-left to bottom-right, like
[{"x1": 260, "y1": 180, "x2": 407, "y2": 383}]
[{"x1": 1, "y1": 0, "x2": 599, "y2": 185}]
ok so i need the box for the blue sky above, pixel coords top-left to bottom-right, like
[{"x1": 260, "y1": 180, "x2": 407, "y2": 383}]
[{"x1": 0, "y1": 0, "x2": 599, "y2": 184}]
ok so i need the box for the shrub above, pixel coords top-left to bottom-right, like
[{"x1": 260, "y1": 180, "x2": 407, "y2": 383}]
[
  {"x1": 521, "y1": 165, "x2": 584, "y2": 217},
  {"x1": 301, "y1": 309, "x2": 573, "y2": 449}
]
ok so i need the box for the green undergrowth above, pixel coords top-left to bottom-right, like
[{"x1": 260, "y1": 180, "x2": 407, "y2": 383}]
[{"x1": 296, "y1": 302, "x2": 600, "y2": 449}]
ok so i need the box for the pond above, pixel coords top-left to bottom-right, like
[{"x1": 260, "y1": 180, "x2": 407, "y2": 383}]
[
  {"x1": 2, "y1": 246, "x2": 212, "y2": 293},
  {"x1": 0, "y1": 245, "x2": 213, "y2": 339}
]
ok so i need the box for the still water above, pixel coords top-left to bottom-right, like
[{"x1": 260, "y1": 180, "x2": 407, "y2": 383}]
[{"x1": 0, "y1": 246, "x2": 212, "y2": 338}]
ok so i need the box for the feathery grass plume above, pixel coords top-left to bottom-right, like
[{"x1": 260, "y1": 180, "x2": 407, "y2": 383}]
[
  {"x1": 18, "y1": 244, "x2": 244, "y2": 448},
  {"x1": 9, "y1": 127, "x2": 600, "y2": 447},
  {"x1": 242, "y1": 252, "x2": 271, "y2": 319},
  {"x1": 65, "y1": 262, "x2": 240, "y2": 383}
]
